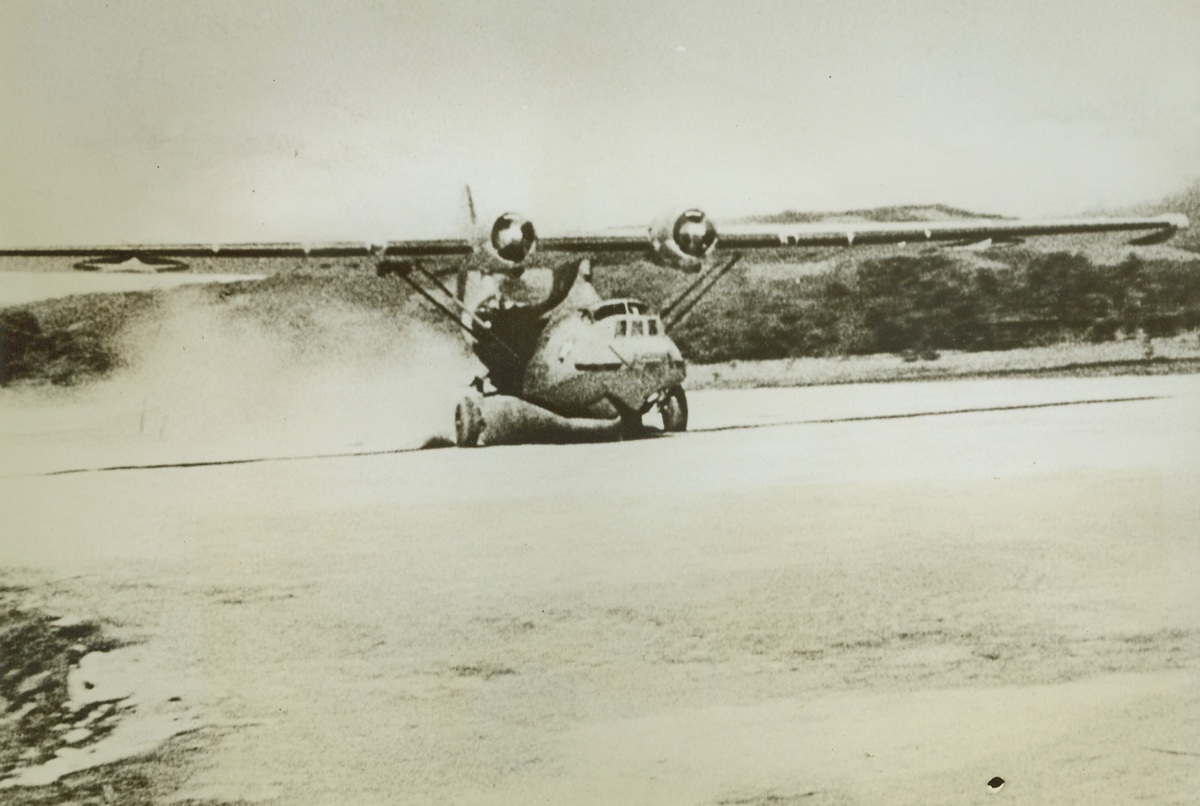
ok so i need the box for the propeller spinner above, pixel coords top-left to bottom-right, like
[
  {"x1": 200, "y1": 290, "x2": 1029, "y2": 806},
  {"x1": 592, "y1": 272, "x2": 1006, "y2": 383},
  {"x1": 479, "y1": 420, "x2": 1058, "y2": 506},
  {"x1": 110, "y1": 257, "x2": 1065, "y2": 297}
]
[
  {"x1": 652, "y1": 209, "x2": 719, "y2": 270},
  {"x1": 488, "y1": 213, "x2": 538, "y2": 268}
]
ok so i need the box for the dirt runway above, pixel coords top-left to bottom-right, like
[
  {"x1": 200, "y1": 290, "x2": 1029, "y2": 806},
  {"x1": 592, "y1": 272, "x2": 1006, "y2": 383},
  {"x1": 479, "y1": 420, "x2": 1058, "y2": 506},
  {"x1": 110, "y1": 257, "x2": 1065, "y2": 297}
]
[{"x1": 2, "y1": 375, "x2": 1198, "y2": 804}]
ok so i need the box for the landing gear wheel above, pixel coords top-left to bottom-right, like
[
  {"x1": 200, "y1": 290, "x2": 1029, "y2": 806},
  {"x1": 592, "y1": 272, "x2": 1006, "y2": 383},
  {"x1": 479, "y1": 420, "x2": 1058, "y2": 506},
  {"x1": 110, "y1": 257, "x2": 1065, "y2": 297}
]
[
  {"x1": 659, "y1": 386, "x2": 688, "y2": 432},
  {"x1": 454, "y1": 395, "x2": 485, "y2": 447}
]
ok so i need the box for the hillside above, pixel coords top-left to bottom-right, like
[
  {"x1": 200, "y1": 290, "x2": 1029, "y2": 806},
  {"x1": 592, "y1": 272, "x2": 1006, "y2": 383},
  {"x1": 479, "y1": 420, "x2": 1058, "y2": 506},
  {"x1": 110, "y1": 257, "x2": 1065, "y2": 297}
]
[
  {"x1": 734, "y1": 203, "x2": 1000, "y2": 226},
  {"x1": 1091, "y1": 179, "x2": 1200, "y2": 253},
  {"x1": 1147, "y1": 182, "x2": 1200, "y2": 251}
]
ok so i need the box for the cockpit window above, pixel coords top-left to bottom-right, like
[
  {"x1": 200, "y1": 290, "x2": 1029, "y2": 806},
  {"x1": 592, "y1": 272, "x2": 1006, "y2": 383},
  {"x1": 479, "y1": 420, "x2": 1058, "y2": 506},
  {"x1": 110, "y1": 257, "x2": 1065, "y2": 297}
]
[
  {"x1": 614, "y1": 320, "x2": 627, "y2": 337},
  {"x1": 593, "y1": 300, "x2": 648, "y2": 321},
  {"x1": 594, "y1": 302, "x2": 627, "y2": 321},
  {"x1": 647, "y1": 318, "x2": 659, "y2": 336},
  {"x1": 630, "y1": 320, "x2": 645, "y2": 337}
]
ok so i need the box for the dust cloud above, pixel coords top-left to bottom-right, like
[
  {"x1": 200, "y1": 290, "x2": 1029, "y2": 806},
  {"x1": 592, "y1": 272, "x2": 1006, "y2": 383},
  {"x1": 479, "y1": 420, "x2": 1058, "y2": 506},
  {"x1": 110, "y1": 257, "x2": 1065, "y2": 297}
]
[{"x1": 1, "y1": 287, "x2": 479, "y2": 474}]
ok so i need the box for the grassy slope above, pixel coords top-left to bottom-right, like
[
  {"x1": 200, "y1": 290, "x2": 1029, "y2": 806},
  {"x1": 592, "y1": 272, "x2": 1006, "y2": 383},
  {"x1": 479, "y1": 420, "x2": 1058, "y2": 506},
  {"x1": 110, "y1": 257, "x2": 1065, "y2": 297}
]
[
  {"x1": 1, "y1": 293, "x2": 161, "y2": 386},
  {"x1": 596, "y1": 249, "x2": 1200, "y2": 363},
  {"x1": 0, "y1": 267, "x2": 466, "y2": 388}
]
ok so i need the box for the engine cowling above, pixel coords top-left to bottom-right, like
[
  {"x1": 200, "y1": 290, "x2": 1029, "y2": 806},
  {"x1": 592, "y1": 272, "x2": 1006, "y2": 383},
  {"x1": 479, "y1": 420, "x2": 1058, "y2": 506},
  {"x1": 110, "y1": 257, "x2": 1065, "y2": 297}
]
[
  {"x1": 484, "y1": 213, "x2": 538, "y2": 271},
  {"x1": 650, "y1": 209, "x2": 718, "y2": 271}
]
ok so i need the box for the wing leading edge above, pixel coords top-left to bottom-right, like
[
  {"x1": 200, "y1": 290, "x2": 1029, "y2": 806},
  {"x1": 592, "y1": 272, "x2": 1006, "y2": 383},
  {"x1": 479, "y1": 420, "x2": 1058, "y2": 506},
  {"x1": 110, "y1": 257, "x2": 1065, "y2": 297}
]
[
  {"x1": 0, "y1": 213, "x2": 1187, "y2": 261},
  {"x1": 713, "y1": 213, "x2": 1191, "y2": 250},
  {"x1": 0, "y1": 239, "x2": 474, "y2": 259},
  {"x1": 533, "y1": 211, "x2": 1189, "y2": 270}
]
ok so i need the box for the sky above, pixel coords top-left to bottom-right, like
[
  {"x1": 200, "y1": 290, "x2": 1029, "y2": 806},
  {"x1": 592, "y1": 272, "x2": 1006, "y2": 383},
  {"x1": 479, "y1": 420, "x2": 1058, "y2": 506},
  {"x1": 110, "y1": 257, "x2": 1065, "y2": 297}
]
[{"x1": 1, "y1": 0, "x2": 1198, "y2": 245}]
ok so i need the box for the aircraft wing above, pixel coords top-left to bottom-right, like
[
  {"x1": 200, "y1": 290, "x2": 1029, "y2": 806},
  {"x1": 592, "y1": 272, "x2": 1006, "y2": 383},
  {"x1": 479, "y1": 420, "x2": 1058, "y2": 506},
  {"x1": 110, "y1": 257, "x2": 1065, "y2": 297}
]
[
  {"x1": 0, "y1": 212, "x2": 1187, "y2": 265},
  {"x1": 537, "y1": 234, "x2": 655, "y2": 254},
  {"x1": 0, "y1": 239, "x2": 473, "y2": 259},
  {"x1": 712, "y1": 213, "x2": 1190, "y2": 250},
  {"x1": 530, "y1": 211, "x2": 1189, "y2": 270}
]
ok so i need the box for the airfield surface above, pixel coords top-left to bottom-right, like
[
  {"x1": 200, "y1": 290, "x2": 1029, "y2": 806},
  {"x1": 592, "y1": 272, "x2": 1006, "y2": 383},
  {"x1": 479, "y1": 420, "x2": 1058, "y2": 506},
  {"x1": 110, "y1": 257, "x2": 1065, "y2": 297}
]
[{"x1": 2, "y1": 375, "x2": 1198, "y2": 804}]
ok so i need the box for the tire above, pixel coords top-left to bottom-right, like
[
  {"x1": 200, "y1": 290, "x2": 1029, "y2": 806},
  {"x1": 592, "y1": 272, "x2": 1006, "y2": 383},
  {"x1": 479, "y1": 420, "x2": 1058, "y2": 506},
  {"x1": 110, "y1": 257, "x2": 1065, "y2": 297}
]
[
  {"x1": 454, "y1": 395, "x2": 485, "y2": 447},
  {"x1": 659, "y1": 386, "x2": 688, "y2": 432}
]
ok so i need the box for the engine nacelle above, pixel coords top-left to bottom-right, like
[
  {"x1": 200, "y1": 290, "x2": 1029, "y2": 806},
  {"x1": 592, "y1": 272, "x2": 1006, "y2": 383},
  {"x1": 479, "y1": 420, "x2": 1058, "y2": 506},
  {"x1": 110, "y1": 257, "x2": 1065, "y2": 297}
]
[
  {"x1": 483, "y1": 213, "x2": 538, "y2": 272},
  {"x1": 650, "y1": 209, "x2": 718, "y2": 271}
]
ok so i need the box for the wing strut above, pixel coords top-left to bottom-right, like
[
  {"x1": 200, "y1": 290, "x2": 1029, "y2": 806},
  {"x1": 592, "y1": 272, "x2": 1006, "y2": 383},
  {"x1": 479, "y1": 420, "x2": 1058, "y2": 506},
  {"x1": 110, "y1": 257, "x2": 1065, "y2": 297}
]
[
  {"x1": 377, "y1": 258, "x2": 521, "y2": 362},
  {"x1": 661, "y1": 254, "x2": 743, "y2": 330}
]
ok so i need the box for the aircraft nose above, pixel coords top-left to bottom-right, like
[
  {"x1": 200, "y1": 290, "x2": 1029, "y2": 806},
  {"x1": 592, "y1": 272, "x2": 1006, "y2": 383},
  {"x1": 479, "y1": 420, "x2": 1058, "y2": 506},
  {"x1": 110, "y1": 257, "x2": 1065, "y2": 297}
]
[{"x1": 624, "y1": 339, "x2": 684, "y2": 370}]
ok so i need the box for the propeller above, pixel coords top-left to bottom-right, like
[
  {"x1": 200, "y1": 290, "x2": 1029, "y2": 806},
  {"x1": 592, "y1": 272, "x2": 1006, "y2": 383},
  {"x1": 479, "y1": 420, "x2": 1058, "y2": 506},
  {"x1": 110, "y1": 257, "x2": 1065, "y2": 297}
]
[
  {"x1": 463, "y1": 185, "x2": 538, "y2": 272},
  {"x1": 464, "y1": 184, "x2": 479, "y2": 229},
  {"x1": 651, "y1": 209, "x2": 719, "y2": 270},
  {"x1": 488, "y1": 213, "x2": 538, "y2": 266}
]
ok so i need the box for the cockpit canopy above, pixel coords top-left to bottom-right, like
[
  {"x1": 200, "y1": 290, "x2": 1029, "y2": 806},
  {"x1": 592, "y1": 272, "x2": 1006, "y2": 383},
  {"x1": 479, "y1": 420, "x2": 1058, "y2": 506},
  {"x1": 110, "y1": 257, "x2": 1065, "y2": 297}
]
[
  {"x1": 590, "y1": 299, "x2": 650, "y2": 321},
  {"x1": 586, "y1": 299, "x2": 663, "y2": 338}
]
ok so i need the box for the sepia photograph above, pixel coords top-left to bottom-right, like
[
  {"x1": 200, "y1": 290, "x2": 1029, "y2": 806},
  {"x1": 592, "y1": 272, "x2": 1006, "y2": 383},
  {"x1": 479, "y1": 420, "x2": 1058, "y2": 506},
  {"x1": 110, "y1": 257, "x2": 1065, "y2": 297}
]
[{"x1": 2, "y1": 1, "x2": 1198, "y2": 803}]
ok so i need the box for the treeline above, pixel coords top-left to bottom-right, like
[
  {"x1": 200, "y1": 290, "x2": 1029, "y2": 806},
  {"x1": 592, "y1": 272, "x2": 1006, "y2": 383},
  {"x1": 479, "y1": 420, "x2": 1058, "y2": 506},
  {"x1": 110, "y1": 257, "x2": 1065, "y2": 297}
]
[{"x1": 628, "y1": 252, "x2": 1200, "y2": 363}]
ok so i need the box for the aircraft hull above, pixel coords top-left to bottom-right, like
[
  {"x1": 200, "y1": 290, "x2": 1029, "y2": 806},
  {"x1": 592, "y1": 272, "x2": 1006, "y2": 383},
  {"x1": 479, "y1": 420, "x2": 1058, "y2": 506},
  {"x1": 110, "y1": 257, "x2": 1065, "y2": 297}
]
[
  {"x1": 527, "y1": 362, "x2": 685, "y2": 420},
  {"x1": 521, "y1": 302, "x2": 686, "y2": 420}
]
